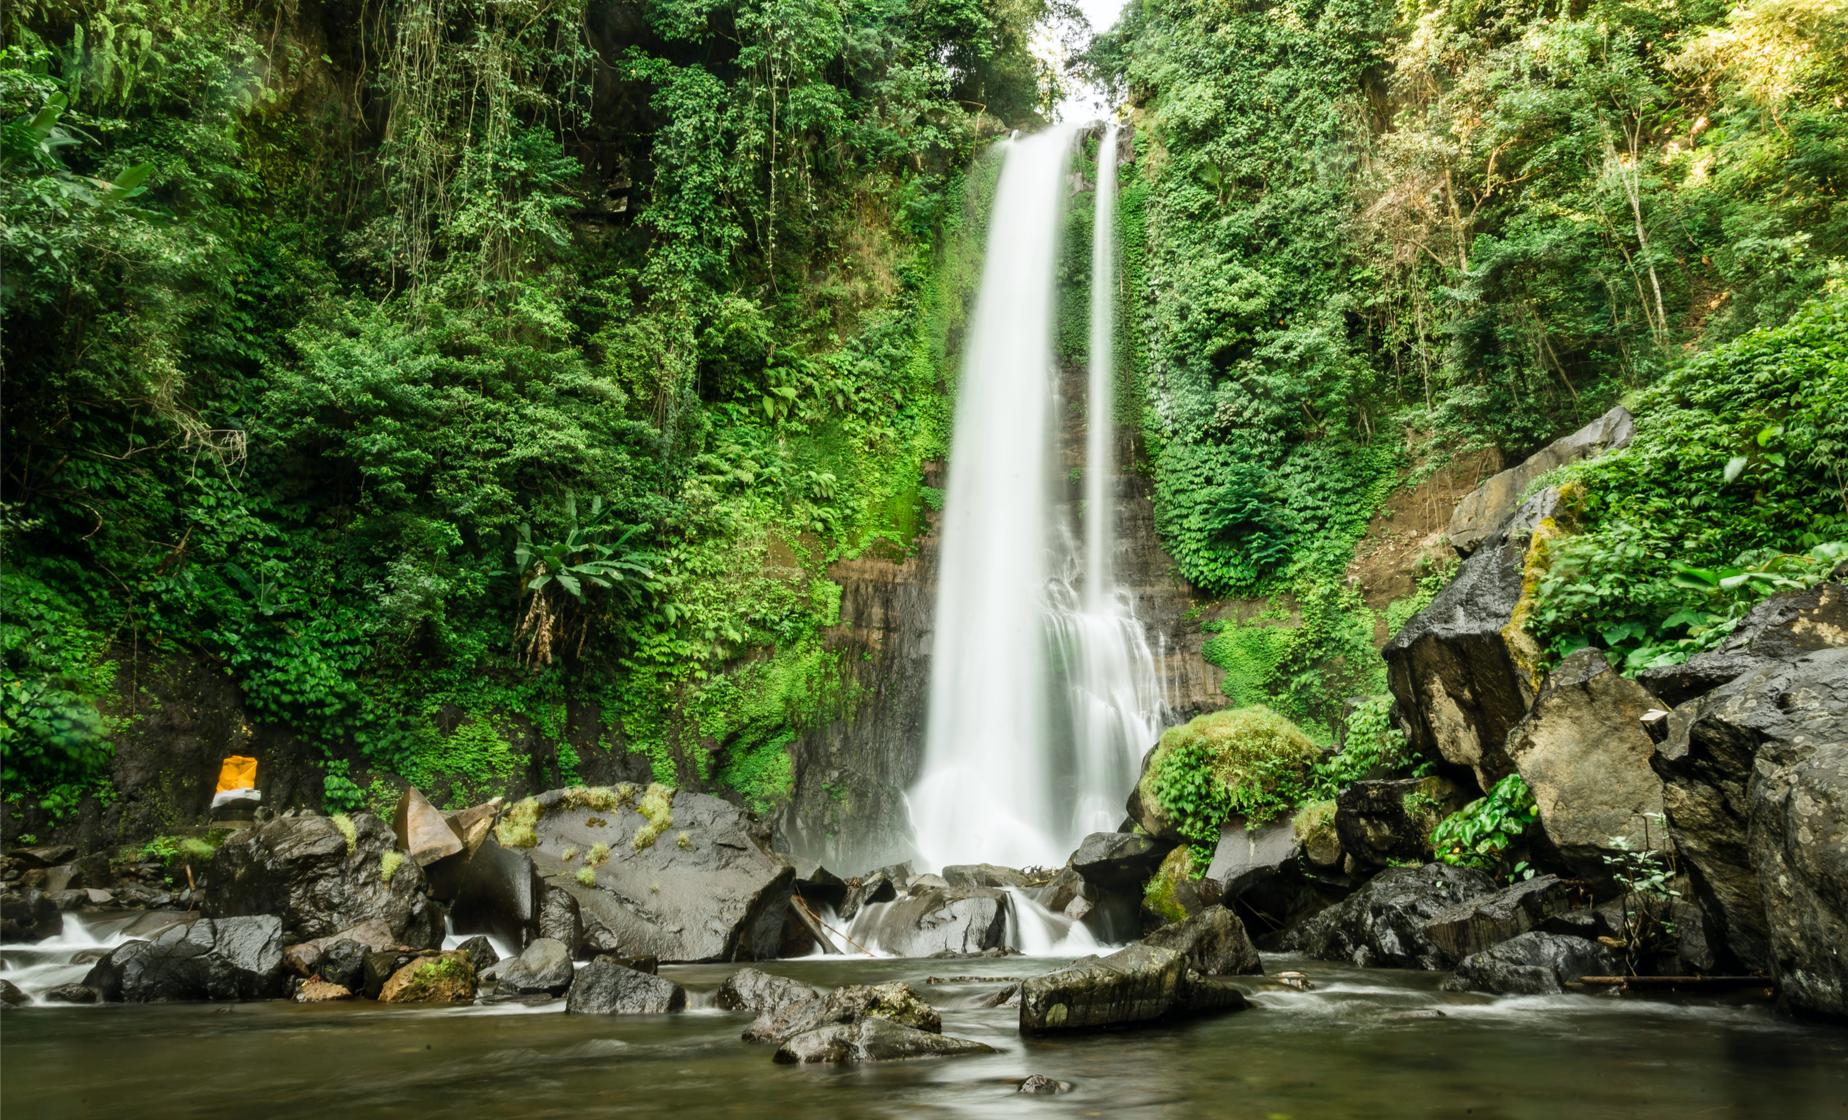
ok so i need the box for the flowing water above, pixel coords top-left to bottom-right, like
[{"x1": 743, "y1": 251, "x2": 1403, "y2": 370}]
[
  {"x1": 911, "y1": 123, "x2": 1166, "y2": 873},
  {"x1": 6, "y1": 954, "x2": 1843, "y2": 1118}
]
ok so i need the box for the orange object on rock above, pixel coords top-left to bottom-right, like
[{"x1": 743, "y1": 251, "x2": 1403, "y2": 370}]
[{"x1": 216, "y1": 755, "x2": 258, "y2": 793}]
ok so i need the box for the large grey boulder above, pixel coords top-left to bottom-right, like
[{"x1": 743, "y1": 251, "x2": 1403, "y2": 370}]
[
  {"x1": 1447, "y1": 406, "x2": 1632, "y2": 556},
  {"x1": 1018, "y1": 941, "x2": 1250, "y2": 1034},
  {"x1": 1421, "y1": 875, "x2": 1573, "y2": 961},
  {"x1": 565, "y1": 958, "x2": 686, "y2": 1014},
  {"x1": 1509, "y1": 649, "x2": 1671, "y2": 879},
  {"x1": 500, "y1": 785, "x2": 792, "y2": 963},
  {"x1": 206, "y1": 813, "x2": 443, "y2": 948},
  {"x1": 1385, "y1": 490, "x2": 1556, "y2": 787},
  {"x1": 1068, "y1": 832, "x2": 1173, "y2": 890},
  {"x1": 1279, "y1": 863, "x2": 1496, "y2": 969},
  {"x1": 83, "y1": 916, "x2": 286, "y2": 1002},
  {"x1": 746, "y1": 980, "x2": 941, "y2": 1044},
  {"x1": 774, "y1": 1018, "x2": 995, "y2": 1064},
  {"x1": 1141, "y1": 905, "x2": 1262, "y2": 976},
  {"x1": 1639, "y1": 581, "x2": 1848, "y2": 707},
  {"x1": 493, "y1": 937, "x2": 574, "y2": 995},
  {"x1": 1205, "y1": 818, "x2": 1299, "y2": 894},
  {"x1": 845, "y1": 886, "x2": 1008, "y2": 957},
  {"x1": 1654, "y1": 648, "x2": 1848, "y2": 1018},
  {"x1": 1334, "y1": 777, "x2": 1466, "y2": 869},
  {"x1": 1443, "y1": 931, "x2": 1619, "y2": 995},
  {"x1": 715, "y1": 967, "x2": 823, "y2": 1024}
]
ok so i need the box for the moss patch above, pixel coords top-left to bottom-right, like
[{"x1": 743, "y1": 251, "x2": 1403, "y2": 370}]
[
  {"x1": 379, "y1": 849, "x2": 405, "y2": 884},
  {"x1": 494, "y1": 797, "x2": 542, "y2": 849},
  {"x1": 330, "y1": 813, "x2": 358, "y2": 855},
  {"x1": 633, "y1": 783, "x2": 675, "y2": 851},
  {"x1": 1141, "y1": 846, "x2": 1194, "y2": 925}
]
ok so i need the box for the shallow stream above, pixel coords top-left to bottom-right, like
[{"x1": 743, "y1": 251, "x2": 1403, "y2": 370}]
[{"x1": 6, "y1": 953, "x2": 1845, "y2": 1119}]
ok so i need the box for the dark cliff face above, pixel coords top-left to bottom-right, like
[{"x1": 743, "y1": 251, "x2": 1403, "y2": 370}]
[{"x1": 775, "y1": 372, "x2": 1222, "y2": 875}]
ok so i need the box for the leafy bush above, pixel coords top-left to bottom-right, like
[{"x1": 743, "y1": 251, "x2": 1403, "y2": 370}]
[
  {"x1": 0, "y1": 571, "x2": 116, "y2": 817},
  {"x1": 1145, "y1": 706, "x2": 1321, "y2": 867},
  {"x1": 1431, "y1": 774, "x2": 1538, "y2": 873}
]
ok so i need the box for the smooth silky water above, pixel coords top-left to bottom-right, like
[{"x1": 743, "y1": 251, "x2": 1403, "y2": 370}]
[{"x1": 6, "y1": 955, "x2": 1844, "y2": 1119}]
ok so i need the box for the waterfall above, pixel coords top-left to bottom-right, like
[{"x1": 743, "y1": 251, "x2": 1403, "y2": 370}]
[{"x1": 909, "y1": 122, "x2": 1167, "y2": 874}]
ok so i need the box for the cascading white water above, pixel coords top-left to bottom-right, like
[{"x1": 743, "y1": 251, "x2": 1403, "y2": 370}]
[
  {"x1": 910, "y1": 122, "x2": 1167, "y2": 875},
  {"x1": 909, "y1": 125, "x2": 1073, "y2": 871}
]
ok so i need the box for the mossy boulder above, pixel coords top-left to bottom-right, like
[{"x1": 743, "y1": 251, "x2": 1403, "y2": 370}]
[
  {"x1": 379, "y1": 950, "x2": 477, "y2": 1004},
  {"x1": 1128, "y1": 707, "x2": 1320, "y2": 842},
  {"x1": 1292, "y1": 801, "x2": 1342, "y2": 869},
  {"x1": 1141, "y1": 847, "x2": 1222, "y2": 928}
]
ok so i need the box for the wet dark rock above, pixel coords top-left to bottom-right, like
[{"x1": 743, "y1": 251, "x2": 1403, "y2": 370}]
[
  {"x1": 0, "y1": 978, "x2": 28, "y2": 1006},
  {"x1": 1444, "y1": 931, "x2": 1620, "y2": 995},
  {"x1": 1421, "y1": 876, "x2": 1574, "y2": 961},
  {"x1": 317, "y1": 939, "x2": 371, "y2": 991},
  {"x1": 206, "y1": 813, "x2": 442, "y2": 948},
  {"x1": 1141, "y1": 905, "x2": 1262, "y2": 975},
  {"x1": 1204, "y1": 818, "x2": 1299, "y2": 894},
  {"x1": 8, "y1": 844, "x2": 77, "y2": 869},
  {"x1": 1016, "y1": 1075, "x2": 1074, "y2": 1095},
  {"x1": 1508, "y1": 649, "x2": 1670, "y2": 880},
  {"x1": 1279, "y1": 863, "x2": 1497, "y2": 969},
  {"x1": 43, "y1": 983, "x2": 101, "y2": 1004},
  {"x1": 512, "y1": 786, "x2": 793, "y2": 963},
  {"x1": 493, "y1": 936, "x2": 573, "y2": 995},
  {"x1": 943, "y1": 864, "x2": 1044, "y2": 890},
  {"x1": 1654, "y1": 647, "x2": 1848, "y2": 1017},
  {"x1": 976, "y1": 983, "x2": 1021, "y2": 1008},
  {"x1": 773, "y1": 1018, "x2": 995, "y2": 1064},
  {"x1": 715, "y1": 966, "x2": 823, "y2": 1024},
  {"x1": 84, "y1": 916, "x2": 286, "y2": 1002},
  {"x1": 362, "y1": 949, "x2": 423, "y2": 999},
  {"x1": 845, "y1": 886, "x2": 1008, "y2": 957},
  {"x1": 1018, "y1": 942, "x2": 1251, "y2": 1034},
  {"x1": 746, "y1": 980, "x2": 940, "y2": 1043},
  {"x1": 565, "y1": 957, "x2": 686, "y2": 1014},
  {"x1": 0, "y1": 888, "x2": 60, "y2": 942},
  {"x1": 1638, "y1": 581, "x2": 1848, "y2": 707},
  {"x1": 1446, "y1": 406, "x2": 1631, "y2": 556},
  {"x1": 449, "y1": 838, "x2": 547, "y2": 954},
  {"x1": 281, "y1": 918, "x2": 396, "y2": 978},
  {"x1": 454, "y1": 935, "x2": 501, "y2": 975},
  {"x1": 1386, "y1": 490, "x2": 1555, "y2": 786},
  {"x1": 1334, "y1": 778, "x2": 1466, "y2": 869},
  {"x1": 379, "y1": 950, "x2": 476, "y2": 1003},
  {"x1": 792, "y1": 864, "x2": 849, "y2": 911}
]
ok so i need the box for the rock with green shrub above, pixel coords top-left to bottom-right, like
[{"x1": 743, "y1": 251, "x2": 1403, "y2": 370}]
[{"x1": 1129, "y1": 707, "x2": 1322, "y2": 859}]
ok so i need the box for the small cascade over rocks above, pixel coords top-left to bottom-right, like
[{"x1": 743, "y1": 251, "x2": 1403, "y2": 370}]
[{"x1": 909, "y1": 120, "x2": 1167, "y2": 877}]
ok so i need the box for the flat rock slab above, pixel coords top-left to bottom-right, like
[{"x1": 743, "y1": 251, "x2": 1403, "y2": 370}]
[{"x1": 773, "y1": 1019, "x2": 995, "y2": 1064}]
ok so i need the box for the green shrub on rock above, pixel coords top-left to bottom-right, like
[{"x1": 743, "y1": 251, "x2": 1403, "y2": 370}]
[{"x1": 1144, "y1": 706, "x2": 1321, "y2": 867}]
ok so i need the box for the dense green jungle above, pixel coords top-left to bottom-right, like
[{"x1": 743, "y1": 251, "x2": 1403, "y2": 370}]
[{"x1": 2, "y1": 0, "x2": 1848, "y2": 1111}]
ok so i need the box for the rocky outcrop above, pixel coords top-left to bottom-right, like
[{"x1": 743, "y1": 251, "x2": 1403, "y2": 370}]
[
  {"x1": 1638, "y1": 581, "x2": 1848, "y2": 707},
  {"x1": 1655, "y1": 648, "x2": 1848, "y2": 1018},
  {"x1": 1385, "y1": 490, "x2": 1556, "y2": 787},
  {"x1": 566, "y1": 957, "x2": 686, "y2": 1014},
  {"x1": 504, "y1": 786, "x2": 792, "y2": 963},
  {"x1": 774, "y1": 1018, "x2": 996, "y2": 1064},
  {"x1": 1421, "y1": 876, "x2": 1573, "y2": 961},
  {"x1": 1508, "y1": 649, "x2": 1670, "y2": 879},
  {"x1": 1444, "y1": 931, "x2": 1619, "y2": 995},
  {"x1": 1447, "y1": 406, "x2": 1632, "y2": 556},
  {"x1": 845, "y1": 885, "x2": 1009, "y2": 957},
  {"x1": 378, "y1": 950, "x2": 476, "y2": 1003},
  {"x1": 1280, "y1": 863, "x2": 1495, "y2": 969},
  {"x1": 84, "y1": 916, "x2": 286, "y2": 1002},
  {"x1": 0, "y1": 888, "x2": 60, "y2": 942},
  {"x1": 491, "y1": 937, "x2": 574, "y2": 995},
  {"x1": 1334, "y1": 777, "x2": 1465, "y2": 869},
  {"x1": 206, "y1": 812, "x2": 443, "y2": 948}
]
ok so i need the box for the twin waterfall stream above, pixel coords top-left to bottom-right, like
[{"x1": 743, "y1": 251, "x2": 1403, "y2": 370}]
[{"x1": 849, "y1": 123, "x2": 1166, "y2": 954}]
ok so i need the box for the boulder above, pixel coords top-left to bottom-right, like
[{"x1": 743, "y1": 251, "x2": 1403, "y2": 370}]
[
  {"x1": 378, "y1": 950, "x2": 476, "y2": 1003},
  {"x1": 295, "y1": 979, "x2": 353, "y2": 1003},
  {"x1": 1385, "y1": 489, "x2": 1557, "y2": 787},
  {"x1": 454, "y1": 934, "x2": 501, "y2": 976},
  {"x1": 537, "y1": 883, "x2": 582, "y2": 953},
  {"x1": 493, "y1": 937, "x2": 574, "y2": 996},
  {"x1": 0, "y1": 888, "x2": 60, "y2": 942},
  {"x1": 362, "y1": 949, "x2": 423, "y2": 999},
  {"x1": 0, "y1": 978, "x2": 28, "y2": 1006},
  {"x1": 715, "y1": 966, "x2": 823, "y2": 1023},
  {"x1": 1069, "y1": 831, "x2": 1173, "y2": 891},
  {"x1": 1141, "y1": 905, "x2": 1262, "y2": 975},
  {"x1": 1334, "y1": 777, "x2": 1466, "y2": 869},
  {"x1": 1443, "y1": 931, "x2": 1619, "y2": 995},
  {"x1": 205, "y1": 813, "x2": 443, "y2": 948},
  {"x1": 746, "y1": 980, "x2": 940, "y2": 1043},
  {"x1": 500, "y1": 786, "x2": 793, "y2": 962},
  {"x1": 392, "y1": 787, "x2": 465, "y2": 867},
  {"x1": 1508, "y1": 649, "x2": 1670, "y2": 879},
  {"x1": 447, "y1": 837, "x2": 546, "y2": 953},
  {"x1": 565, "y1": 957, "x2": 686, "y2": 1014},
  {"x1": 1654, "y1": 648, "x2": 1848, "y2": 1018},
  {"x1": 1638, "y1": 581, "x2": 1848, "y2": 707},
  {"x1": 1205, "y1": 818, "x2": 1300, "y2": 894},
  {"x1": 1142, "y1": 846, "x2": 1223, "y2": 927},
  {"x1": 792, "y1": 864, "x2": 849, "y2": 910},
  {"x1": 838, "y1": 864, "x2": 906, "y2": 921},
  {"x1": 845, "y1": 886, "x2": 1008, "y2": 957},
  {"x1": 7, "y1": 844, "x2": 77, "y2": 868},
  {"x1": 443, "y1": 798, "x2": 502, "y2": 860},
  {"x1": 281, "y1": 918, "x2": 397, "y2": 978},
  {"x1": 1279, "y1": 863, "x2": 1496, "y2": 969},
  {"x1": 773, "y1": 1018, "x2": 995, "y2": 1064},
  {"x1": 1291, "y1": 802, "x2": 1343, "y2": 870},
  {"x1": 1447, "y1": 406, "x2": 1632, "y2": 556},
  {"x1": 317, "y1": 939, "x2": 372, "y2": 991},
  {"x1": 1017, "y1": 1075, "x2": 1074, "y2": 1095},
  {"x1": 83, "y1": 916, "x2": 286, "y2": 1002},
  {"x1": 1421, "y1": 875, "x2": 1573, "y2": 961},
  {"x1": 44, "y1": 983, "x2": 101, "y2": 1004},
  {"x1": 1018, "y1": 942, "x2": 1250, "y2": 1034}
]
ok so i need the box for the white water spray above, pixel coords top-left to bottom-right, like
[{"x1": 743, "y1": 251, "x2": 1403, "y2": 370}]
[{"x1": 910, "y1": 122, "x2": 1166, "y2": 873}]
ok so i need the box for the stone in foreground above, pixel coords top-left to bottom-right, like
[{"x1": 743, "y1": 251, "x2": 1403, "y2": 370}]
[
  {"x1": 379, "y1": 950, "x2": 477, "y2": 1003},
  {"x1": 1018, "y1": 942, "x2": 1250, "y2": 1034},
  {"x1": 566, "y1": 957, "x2": 686, "y2": 1014},
  {"x1": 84, "y1": 916, "x2": 286, "y2": 1002},
  {"x1": 492, "y1": 937, "x2": 573, "y2": 996},
  {"x1": 1279, "y1": 863, "x2": 1495, "y2": 970},
  {"x1": 773, "y1": 1018, "x2": 995, "y2": 1064},
  {"x1": 1421, "y1": 876, "x2": 1573, "y2": 962},
  {"x1": 1443, "y1": 931, "x2": 1618, "y2": 995}
]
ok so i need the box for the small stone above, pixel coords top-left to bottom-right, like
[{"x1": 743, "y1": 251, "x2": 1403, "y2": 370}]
[
  {"x1": 1017, "y1": 1075, "x2": 1074, "y2": 1095},
  {"x1": 295, "y1": 979, "x2": 353, "y2": 1003},
  {"x1": 1276, "y1": 971, "x2": 1313, "y2": 991}
]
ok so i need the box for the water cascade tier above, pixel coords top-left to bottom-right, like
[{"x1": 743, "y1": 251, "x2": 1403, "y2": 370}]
[{"x1": 909, "y1": 122, "x2": 1167, "y2": 871}]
